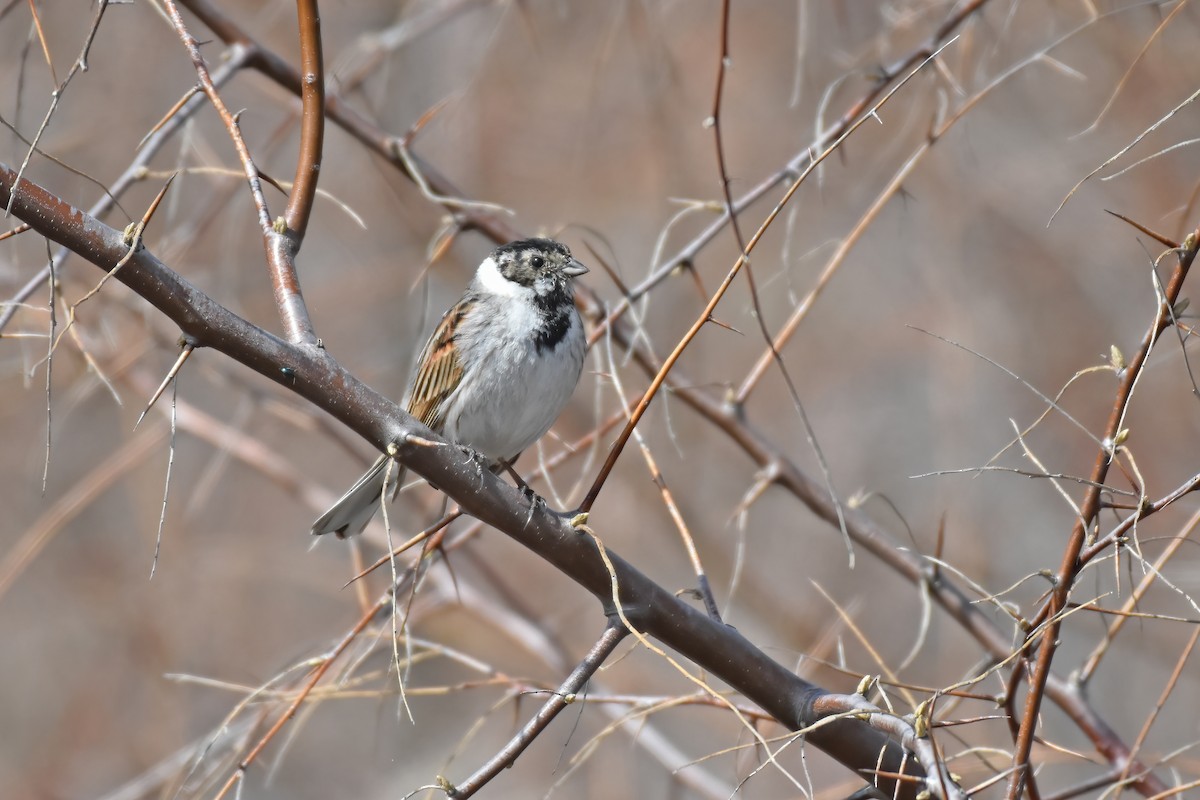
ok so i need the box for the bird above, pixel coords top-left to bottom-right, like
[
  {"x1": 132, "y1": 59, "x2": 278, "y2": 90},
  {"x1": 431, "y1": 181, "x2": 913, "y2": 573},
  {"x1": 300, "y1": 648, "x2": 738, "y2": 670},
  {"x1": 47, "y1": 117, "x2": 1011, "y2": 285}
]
[{"x1": 311, "y1": 238, "x2": 589, "y2": 538}]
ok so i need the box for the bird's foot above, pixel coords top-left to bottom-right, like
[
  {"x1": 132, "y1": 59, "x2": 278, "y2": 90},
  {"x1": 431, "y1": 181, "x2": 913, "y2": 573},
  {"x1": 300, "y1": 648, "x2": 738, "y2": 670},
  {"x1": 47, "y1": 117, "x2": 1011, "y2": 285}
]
[
  {"x1": 459, "y1": 446, "x2": 490, "y2": 487},
  {"x1": 518, "y1": 491, "x2": 588, "y2": 530}
]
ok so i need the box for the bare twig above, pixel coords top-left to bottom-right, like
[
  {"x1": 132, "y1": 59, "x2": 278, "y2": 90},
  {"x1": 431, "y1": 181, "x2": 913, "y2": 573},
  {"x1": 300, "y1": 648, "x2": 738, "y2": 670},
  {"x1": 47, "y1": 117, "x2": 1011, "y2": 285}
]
[
  {"x1": 449, "y1": 623, "x2": 628, "y2": 798},
  {"x1": 211, "y1": 592, "x2": 385, "y2": 800},
  {"x1": 0, "y1": 44, "x2": 253, "y2": 335},
  {"x1": 1006, "y1": 232, "x2": 1197, "y2": 799},
  {"x1": 5, "y1": 0, "x2": 112, "y2": 216},
  {"x1": 578, "y1": 40, "x2": 954, "y2": 515}
]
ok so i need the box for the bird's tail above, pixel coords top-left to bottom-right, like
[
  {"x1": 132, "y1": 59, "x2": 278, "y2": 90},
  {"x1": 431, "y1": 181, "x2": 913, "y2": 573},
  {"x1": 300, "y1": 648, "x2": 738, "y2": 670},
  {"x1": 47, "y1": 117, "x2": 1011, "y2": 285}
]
[{"x1": 311, "y1": 455, "x2": 405, "y2": 538}]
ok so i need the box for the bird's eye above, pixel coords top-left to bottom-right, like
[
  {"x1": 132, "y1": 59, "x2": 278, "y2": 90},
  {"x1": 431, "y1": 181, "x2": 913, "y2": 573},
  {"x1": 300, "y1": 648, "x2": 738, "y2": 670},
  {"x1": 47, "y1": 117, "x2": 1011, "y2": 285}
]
[{"x1": 530, "y1": 255, "x2": 545, "y2": 269}]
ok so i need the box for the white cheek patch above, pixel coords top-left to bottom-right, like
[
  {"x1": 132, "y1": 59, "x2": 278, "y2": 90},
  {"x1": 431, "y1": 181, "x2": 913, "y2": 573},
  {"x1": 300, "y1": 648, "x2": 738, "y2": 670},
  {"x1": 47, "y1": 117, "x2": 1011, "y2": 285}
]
[{"x1": 475, "y1": 256, "x2": 528, "y2": 299}]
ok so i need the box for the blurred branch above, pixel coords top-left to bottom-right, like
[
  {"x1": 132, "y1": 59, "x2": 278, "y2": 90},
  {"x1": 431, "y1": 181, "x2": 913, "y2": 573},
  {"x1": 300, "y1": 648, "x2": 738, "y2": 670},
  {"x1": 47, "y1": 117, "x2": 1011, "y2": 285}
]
[
  {"x1": 4, "y1": 0, "x2": 112, "y2": 216},
  {"x1": 333, "y1": 0, "x2": 498, "y2": 95},
  {"x1": 1114, "y1": 627, "x2": 1200, "y2": 799},
  {"x1": 0, "y1": 43, "x2": 253, "y2": 335},
  {"x1": 614, "y1": 0, "x2": 992, "y2": 309},
  {"x1": 735, "y1": 3, "x2": 1166, "y2": 405},
  {"x1": 212, "y1": 582, "x2": 385, "y2": 800},
  {"x1": 0, "y1": 426, "x2": 165, "y2": 604},
  {"x1": 177, "y1": 0, "x2": 522, "y2": 246},
  {"x1": 578, "y1": 40, "x2": 950, "y2": 517}
]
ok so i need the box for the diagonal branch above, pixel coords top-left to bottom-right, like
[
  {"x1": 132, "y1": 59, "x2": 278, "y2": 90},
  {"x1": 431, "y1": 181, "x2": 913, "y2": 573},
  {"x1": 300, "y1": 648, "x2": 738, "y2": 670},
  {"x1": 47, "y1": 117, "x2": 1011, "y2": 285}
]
[
  {"x1": 1006, "y1": 233, "x2": 1198, "y2": 800},
  {"x1": 578, "y1": 41, "x2": 950, "y2": 515},
  {"x1": 451, "y1": 623, "x2": 629, "y2": 798},
  {"x1": 0, "y1": 43, "x2": 254, "y2": 335},
  {"x1": 588, "y1": 263, "x2": 1172, "y2": 798},
  {"x1": 0, "y1": 161, "x2": 941, "y2": 800},
  {"x1": 110, "y1": 6, "x2": 1170, "y2": 792}
]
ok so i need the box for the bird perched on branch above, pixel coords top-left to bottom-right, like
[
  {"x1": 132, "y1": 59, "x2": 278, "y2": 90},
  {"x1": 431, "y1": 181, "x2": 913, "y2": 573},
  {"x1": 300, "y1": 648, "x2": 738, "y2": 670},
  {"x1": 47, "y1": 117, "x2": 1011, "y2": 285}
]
[{"x1": 312, "y1": 238, "x2": 589, "y2": 538}]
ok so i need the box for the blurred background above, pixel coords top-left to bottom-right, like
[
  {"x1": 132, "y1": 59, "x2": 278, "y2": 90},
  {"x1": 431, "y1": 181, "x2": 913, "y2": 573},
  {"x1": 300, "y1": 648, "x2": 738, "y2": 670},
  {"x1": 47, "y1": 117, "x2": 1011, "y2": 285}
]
[{"x1": 2, "y1": 1, "x2": 1200, "y2": 797}]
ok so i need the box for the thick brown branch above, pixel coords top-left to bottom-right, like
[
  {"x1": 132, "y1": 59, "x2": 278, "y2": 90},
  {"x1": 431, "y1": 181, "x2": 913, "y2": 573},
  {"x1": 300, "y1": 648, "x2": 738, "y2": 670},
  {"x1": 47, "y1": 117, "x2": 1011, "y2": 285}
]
[
  {"x1": 0, "y1": 162, "x2": 935, "y2": 800},
  {"x1": 591, "y1": 290, "x2": 1172, "y2": 798}
]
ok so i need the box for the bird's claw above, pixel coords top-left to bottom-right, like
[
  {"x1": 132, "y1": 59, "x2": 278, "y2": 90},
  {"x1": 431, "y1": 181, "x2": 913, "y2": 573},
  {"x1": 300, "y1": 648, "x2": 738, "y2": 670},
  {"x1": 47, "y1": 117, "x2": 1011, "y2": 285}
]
[
  {"x1": 522, "y1": 487, "x2": 545, "y2": 528},
  {"x1": 459, "y1": 446, "x2": 489, "y2": 486}
]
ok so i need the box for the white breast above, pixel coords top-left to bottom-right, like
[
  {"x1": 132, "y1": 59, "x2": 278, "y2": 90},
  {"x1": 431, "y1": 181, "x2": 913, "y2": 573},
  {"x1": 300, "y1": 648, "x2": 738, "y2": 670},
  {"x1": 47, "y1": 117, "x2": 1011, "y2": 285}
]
[{"x1": 438, "y1": 293, "x2": 585, "y2": 462}]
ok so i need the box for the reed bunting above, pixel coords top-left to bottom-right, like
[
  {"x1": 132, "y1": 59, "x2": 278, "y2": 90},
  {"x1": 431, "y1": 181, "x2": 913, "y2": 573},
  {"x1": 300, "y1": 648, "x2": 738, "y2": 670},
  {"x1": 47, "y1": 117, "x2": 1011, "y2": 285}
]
[{"x1": 311, "y1": 238, "x2": 589, "y2": 537}]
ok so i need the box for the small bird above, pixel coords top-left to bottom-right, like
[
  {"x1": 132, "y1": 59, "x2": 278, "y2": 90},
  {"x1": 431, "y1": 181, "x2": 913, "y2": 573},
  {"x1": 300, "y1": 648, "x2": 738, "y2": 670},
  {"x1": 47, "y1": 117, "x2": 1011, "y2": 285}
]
[{"x1": 312, "y1": 238, "x2": 589, "y2": 537}]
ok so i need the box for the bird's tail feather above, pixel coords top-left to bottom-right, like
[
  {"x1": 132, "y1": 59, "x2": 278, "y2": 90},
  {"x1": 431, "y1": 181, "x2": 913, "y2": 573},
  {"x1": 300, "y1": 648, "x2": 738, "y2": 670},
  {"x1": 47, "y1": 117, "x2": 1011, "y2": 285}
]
[{"x1": 311, "y1": 455, "x2": 406, "y2": 538}]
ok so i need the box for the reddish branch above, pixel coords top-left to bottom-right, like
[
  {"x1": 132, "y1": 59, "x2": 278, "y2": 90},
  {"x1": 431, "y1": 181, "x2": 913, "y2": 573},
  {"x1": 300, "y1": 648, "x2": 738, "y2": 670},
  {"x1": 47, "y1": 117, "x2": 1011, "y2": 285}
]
[
  {"x1": 161, "y1": 0, "x2": 318, "y2": 345},
  {"x1": 283, "y1": 0, "x2": 325, "y2": 242},
  {"x1": 1005, "y1": 234, "x2": 1198, "y2": 800}
]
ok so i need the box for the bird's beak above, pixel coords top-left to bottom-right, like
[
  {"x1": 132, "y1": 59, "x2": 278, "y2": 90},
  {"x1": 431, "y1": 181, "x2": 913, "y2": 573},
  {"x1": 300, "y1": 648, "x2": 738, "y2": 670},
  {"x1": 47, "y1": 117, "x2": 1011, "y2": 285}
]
[{"x1": 563, "y1": 260, "x2": 589, "y2": 278}]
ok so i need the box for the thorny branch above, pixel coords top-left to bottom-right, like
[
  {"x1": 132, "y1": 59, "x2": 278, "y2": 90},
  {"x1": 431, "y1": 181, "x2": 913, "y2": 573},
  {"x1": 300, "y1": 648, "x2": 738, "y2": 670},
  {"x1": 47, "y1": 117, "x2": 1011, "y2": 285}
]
[
  {"x1": 1006, "y1": 233, "x2": 1198, "y2": 800},
  {"x1": 0, "y1": 163, "x2": 941, "y2": 799},
  {"x1": 0, "y1": 43, "x2": 254, "y2": 334},
  {"x1": 449, "y1": 623, "x2": 629, "y2": 798}
]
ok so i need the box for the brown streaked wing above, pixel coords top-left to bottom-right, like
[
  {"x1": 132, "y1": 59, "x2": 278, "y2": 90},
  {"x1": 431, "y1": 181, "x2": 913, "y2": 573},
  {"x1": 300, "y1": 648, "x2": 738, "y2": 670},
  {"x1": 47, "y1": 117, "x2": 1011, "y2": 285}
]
[{"x1": 406, "y1": 300, "x2": 468, "y2": 430}]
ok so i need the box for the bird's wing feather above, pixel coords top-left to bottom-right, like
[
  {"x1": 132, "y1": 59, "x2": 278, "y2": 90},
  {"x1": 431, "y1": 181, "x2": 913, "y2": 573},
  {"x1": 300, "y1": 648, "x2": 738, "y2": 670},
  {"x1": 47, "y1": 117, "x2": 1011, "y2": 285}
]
[{"x1": 406, "y1": 299, "x2": 469, "y2": 430}]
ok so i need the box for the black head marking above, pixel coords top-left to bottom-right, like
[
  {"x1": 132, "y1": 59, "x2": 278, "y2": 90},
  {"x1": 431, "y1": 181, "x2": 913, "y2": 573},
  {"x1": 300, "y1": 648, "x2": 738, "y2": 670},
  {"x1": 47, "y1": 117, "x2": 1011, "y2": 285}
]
[
  {"x1": 491, "y1": 238, "x2": 576, "y2": 289},
  {"x1": 487, "y1": 238, "x2": 585, "y2": 353}
]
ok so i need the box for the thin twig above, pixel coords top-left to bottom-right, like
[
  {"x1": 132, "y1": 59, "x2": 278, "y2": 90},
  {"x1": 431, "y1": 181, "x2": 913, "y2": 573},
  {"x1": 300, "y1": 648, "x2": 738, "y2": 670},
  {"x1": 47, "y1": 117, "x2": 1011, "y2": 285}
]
[
  {"x1": 5, "y1": 0, "x2": 112, "y2": 217},
  {"x1": 578, "y1": 39, "x2": 956, "y2": 516},
  {"x1": 449, "y1": 623, "x2": 628, "y2": 798},
  {"x1": 1006, "y1": 231, "x2": 1198, "y2": 800},
  {"x1": 0, "y1": 44, "x2": 253, "y2": 335}
]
